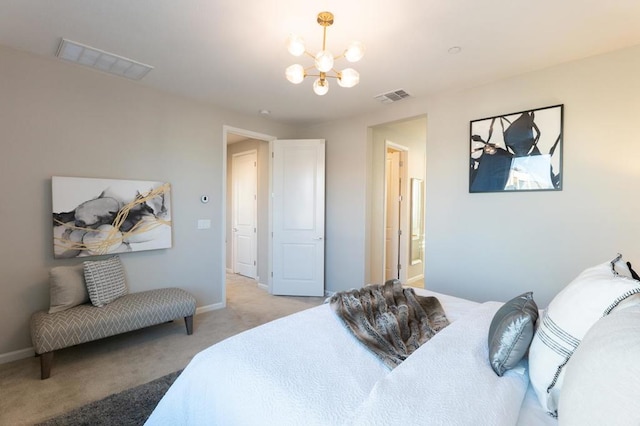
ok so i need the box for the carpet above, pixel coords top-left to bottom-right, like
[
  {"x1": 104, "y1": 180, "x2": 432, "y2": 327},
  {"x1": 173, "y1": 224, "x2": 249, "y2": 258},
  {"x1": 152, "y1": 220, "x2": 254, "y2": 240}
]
[{"x1": 36, "y1": 370, "x2": 181, "y2": 426}]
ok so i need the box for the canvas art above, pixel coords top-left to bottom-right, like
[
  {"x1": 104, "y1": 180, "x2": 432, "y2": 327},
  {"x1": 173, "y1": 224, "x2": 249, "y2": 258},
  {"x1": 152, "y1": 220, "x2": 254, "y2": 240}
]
[
  {"x1": 52, "y1": 176, "x2": 172, "y2": 259},
  {"x1": 469, "y1": 104, "x2": 563, "y2": 192}
]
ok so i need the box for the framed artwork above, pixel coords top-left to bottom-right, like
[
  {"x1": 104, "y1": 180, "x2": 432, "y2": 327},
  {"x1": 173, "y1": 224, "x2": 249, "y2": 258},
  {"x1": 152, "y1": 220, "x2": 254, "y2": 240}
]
[
  {"x1": 52, "y1": 176, "x2": 172, "y2": 259},
  {"x1": 469, "y1": 104, "x2": 563, "y2": 193}
]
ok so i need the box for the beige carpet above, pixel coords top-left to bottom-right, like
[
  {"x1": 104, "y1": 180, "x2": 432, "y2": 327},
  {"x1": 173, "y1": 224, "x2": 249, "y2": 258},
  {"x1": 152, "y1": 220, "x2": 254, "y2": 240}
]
[{"x1": 0, "y1": 275, "x2": 325, "y2": 425}]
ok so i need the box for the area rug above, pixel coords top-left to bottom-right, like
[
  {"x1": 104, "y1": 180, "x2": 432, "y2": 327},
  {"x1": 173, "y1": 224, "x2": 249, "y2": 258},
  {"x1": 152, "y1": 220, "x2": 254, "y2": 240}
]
[{"x1": 37, "y1": 370, "x2": 181, "y2": 426}]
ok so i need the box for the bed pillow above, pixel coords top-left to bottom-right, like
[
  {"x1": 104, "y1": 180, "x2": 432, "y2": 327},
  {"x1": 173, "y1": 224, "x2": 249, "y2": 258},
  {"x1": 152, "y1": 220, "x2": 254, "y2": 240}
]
[
  {"x1": 488, "y1": 292, "x2": 538, "y2": 376},
  {"x1": 528, "y1": 255, "x2": 640, "y2": 417},
  {"x1": 558, "y1": 305, "x2": 640, "y2": 425},
  {"x1": 83, "y1": 256, "x2": 128, "y2": 307},
  {"x1": 48, "y1": 264, "x2": 90, "y2": 313}
]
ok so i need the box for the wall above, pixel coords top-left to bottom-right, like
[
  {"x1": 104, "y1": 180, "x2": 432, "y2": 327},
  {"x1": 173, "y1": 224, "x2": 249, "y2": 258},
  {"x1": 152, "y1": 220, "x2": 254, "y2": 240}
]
[
  {"x1": 0, "y1": 45, "x2": 295, "y2": 357},
  {"x1": 3, "y1": 41, "x2": 640, "y2": 358},
  {"x1": 304, "y1": 44, "x2": 640, "y2": 308}
]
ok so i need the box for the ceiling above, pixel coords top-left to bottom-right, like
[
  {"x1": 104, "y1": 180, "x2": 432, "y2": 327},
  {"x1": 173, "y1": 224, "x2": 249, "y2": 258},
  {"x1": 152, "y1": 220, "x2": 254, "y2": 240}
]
[{"x1": 2, "y1": 1, "x2": 640, "y2": 126}]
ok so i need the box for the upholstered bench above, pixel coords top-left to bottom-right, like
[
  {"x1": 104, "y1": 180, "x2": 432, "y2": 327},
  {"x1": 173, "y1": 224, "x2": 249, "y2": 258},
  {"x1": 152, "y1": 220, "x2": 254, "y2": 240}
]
[{"x1": 30, "y1": 287, "x2": 196, "y2": 379}]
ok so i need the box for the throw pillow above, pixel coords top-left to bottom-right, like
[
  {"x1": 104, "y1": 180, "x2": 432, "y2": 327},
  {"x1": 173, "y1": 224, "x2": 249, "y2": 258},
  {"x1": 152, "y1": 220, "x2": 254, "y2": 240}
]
[
  {"x1": 558, "y1": 305, "x2": 640, "y2": 425},
  {"x1": 487, "y1": 291, "x2": 539, "y2": 376},
  {"x1": 83, "y1": 256, "x2": 128, "y2": 307},
  {"x1": 528, "y1": 254, "x2": 640, "y2": 417},
  {"x1": 48, "y1": 264, "x2": 90, "y2": 313}
]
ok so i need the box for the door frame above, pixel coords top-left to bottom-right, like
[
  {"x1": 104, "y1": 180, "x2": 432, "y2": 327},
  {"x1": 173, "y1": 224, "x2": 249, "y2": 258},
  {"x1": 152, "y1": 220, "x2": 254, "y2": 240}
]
[
  {"x1": 383, "y1": 141, "x2": 409, "y2": 284},
  {"x1": 222, "y1": 126, "x2": 276, "y2": 305}
]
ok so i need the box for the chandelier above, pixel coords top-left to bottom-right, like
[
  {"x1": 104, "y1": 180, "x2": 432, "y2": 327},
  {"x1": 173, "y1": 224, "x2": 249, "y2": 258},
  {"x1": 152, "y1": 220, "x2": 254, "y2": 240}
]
[{"x1": 285, "y1": 11, "x2": 365, "y2": 96}]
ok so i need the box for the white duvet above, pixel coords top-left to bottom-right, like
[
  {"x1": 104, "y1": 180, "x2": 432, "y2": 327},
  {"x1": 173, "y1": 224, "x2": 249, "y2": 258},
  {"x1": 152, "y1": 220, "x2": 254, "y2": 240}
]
[{"x1": 146, "y1": 291, "x2": 540, "y2": 425}]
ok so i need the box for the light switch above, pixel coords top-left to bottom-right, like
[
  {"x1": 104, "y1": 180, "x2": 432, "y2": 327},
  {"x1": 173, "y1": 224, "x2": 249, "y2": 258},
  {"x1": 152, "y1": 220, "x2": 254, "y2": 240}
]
[{"x1": 197, "y1": 219, "x2": 211, "y2": 229}]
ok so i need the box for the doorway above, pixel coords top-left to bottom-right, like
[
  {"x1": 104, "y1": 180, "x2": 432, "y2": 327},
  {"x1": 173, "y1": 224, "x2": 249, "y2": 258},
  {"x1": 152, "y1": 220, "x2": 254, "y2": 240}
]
[
  {"x1": 384, "y1": 143, "x2": 408, "y2": 282},
  {"x1": 368, "y1": 116, "x2": 427, "y2": 288},
  {"x1": 231, "y1": 149, "x2": 257, "y2": 279},
  {"x1": 224, "y1": 127, "x2": 275, "y2": 298}
]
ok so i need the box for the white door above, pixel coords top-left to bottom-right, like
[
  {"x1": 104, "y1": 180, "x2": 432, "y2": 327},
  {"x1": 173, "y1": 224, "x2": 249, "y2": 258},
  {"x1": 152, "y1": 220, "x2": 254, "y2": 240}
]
[
  {"x1": 271, "y1": 139, "x2": 325, "y2": 296},
  {"x1": 232, "y1": 150, "x2": 257, "y2": 278},
  {"x1": 385, "y1": 150, "x2": 401, "y2": 281}
]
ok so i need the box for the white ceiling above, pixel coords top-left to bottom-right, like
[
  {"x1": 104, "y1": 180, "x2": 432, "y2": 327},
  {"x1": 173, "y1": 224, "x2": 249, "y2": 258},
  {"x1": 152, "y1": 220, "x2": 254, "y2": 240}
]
[{"x1": 2, "y1": 1, "x2": 640, "y2": 126}]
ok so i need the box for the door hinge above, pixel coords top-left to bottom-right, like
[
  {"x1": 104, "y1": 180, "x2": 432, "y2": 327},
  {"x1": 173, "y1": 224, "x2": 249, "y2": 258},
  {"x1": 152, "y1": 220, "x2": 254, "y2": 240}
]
[
  {"x1": 254, "y1": 161, "x2": 257, "y2": 167},
  {"x1": 398, "y1": 229, "x2": 402, "y2": 236},
  {"x1": 254, "y1": 228, "x2": 257, "y2": 233},
  {"x1": 399, "y1": 160, "x2": 404, "y2": 167},
  {"x1": 254, "y1": 261, "x2": 257, "y2": 266},
  {"x1": 397, "y1": 264, "x2": 402, "y2": 270}
]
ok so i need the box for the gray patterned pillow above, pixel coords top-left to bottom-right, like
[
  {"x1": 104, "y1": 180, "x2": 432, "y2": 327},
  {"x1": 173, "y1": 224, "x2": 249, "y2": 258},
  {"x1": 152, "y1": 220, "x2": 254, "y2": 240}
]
[
  {"x1": 488, "y1": 291, "x2": 539, "y2": 376},
  {"x1": 83, "y1": 256, "x2": 128, "y2": 307}
]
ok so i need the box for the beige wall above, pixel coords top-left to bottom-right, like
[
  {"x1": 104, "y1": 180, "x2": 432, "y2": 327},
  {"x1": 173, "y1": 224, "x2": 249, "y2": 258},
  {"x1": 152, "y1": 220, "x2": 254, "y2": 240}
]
[
  {"x1": 305, "y1": 44, "x2": 640, "y2": 307},
  {"x1": 0, "y1": 45, "x2": 295, "y2": 356}
]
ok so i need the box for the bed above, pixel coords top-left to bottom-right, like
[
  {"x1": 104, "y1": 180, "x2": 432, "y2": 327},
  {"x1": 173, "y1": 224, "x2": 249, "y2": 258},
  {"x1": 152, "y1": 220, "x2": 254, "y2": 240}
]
[
  {"x1": 146, "y1": 288, "x2": 553, "y2": 425},
  {"x1": 146, "y1": 256, "x2": 640, "y2": 425}
]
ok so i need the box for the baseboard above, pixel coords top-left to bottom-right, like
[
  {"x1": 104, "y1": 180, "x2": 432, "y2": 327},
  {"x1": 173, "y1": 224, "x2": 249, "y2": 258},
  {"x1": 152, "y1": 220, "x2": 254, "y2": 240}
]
[
  {"x1": 257, "y1": 282, "x2": 268, "y2": 291},
  {"x1": 0, "y1": 347, "x2": 35, "y2": 365},
  {"x1": 407, "y1": 274, "x2": 424, "y2": 284},
  {"x1": 195, "y1": 301, "x2": 225, "y2": 315}
]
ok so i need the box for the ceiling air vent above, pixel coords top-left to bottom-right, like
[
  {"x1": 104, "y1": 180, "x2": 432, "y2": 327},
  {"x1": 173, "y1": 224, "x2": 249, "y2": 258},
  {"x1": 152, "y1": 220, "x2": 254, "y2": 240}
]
[
  {"x1": 374, "y1": 89, "x2": 411, "y2": 104},
  {"x1": 56, "y1": 39, "x2": 153, "y2": 80}
]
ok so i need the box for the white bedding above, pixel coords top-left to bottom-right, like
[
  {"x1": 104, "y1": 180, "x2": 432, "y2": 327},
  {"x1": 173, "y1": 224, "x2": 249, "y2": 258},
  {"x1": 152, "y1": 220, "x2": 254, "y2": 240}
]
[{"x1": 146, "y1": 289, "x2": 556, "y2": 426}]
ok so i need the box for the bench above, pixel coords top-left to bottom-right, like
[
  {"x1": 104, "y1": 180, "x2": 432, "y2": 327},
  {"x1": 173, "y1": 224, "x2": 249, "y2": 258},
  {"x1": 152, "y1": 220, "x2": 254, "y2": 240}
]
[{"x1": 30, "y1": 287, "x2": 196, "y2": 379}]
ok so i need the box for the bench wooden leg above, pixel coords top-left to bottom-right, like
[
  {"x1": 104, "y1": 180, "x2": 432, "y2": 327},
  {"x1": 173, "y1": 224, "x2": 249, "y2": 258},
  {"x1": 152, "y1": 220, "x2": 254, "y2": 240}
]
[
  {"x1": 40, "y1": 352, "x2": 53, "y2": 380},
  {"x1": 184, "y1": 315, "x2": 194, "y2": 335}
]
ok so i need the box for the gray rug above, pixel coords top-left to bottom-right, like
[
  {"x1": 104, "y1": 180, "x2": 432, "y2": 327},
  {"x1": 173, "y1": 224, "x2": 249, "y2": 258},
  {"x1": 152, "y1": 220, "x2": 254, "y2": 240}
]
[{"x1": 37, "y1": 370, "x2": 181, "y2": 426}]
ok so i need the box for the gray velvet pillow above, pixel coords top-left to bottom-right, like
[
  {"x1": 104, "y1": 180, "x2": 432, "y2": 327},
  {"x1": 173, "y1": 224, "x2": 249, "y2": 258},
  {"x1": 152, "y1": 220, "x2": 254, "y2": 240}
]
[
  {"x1": 49, "y1": 264, "x2": 90, "y2": 313},
  {"x1": 83, "y1": 256, "x2": 128, "y2": 307},
  {"x1": 488, "y1": 291, "x2": 539, "y2": 376}
]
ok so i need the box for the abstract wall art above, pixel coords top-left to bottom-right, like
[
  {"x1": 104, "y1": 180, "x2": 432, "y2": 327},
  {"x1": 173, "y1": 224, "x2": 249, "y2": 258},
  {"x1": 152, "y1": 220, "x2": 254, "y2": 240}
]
[
  {"x1": 469, "y1": 104, "x2": 563, "y2": 193},
  {"x1": 52, "y1": 176, "x2": 172, "y2": 259}
]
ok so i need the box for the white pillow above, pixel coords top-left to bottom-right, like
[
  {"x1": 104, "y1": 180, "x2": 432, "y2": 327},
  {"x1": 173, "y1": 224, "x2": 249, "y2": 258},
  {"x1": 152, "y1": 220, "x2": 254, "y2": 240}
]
[
  {"x1": 528, "y1": 255, "x2": 640, "y2": 417},
  {"x1": 49, "y1": 264, "x2": 90, "y2": 313},
  {"x1": 83, "y1": 256, "x2": 128, "y2": 307},
  {"x1": 558, "y1": 305, "x2": 640, "y2": 425}
]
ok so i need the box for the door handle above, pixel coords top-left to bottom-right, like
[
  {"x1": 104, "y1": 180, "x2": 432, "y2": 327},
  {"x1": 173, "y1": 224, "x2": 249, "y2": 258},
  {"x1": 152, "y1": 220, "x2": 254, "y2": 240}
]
[
  {"x1": 313, "y1": 236, "x2": 323, "y2": 240},
  {"x1": 233, "y1": 227, "x2": 238, "y2": 232}
]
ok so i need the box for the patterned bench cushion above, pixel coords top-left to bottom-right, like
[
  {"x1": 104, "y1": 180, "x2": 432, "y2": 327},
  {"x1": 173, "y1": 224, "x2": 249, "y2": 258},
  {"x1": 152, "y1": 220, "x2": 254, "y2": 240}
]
[{"x1": 31, "y1": 287, "x2": 196, "y2": 354}]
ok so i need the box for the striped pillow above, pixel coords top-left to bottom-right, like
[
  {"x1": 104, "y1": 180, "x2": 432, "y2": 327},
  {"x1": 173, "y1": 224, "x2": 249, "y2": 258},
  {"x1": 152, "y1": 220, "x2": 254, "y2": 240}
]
[
  {"x1": 528, "y1": 254, "x2": 640, "y2": 417},
  {"x1": 83, "y1": 256, "x2": 128, "y2": 307}
]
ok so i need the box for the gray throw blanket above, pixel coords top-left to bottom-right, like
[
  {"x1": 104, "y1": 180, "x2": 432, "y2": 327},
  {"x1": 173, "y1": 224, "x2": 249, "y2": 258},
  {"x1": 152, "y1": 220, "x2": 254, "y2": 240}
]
[{"x1": 329, "y1": 280, "x2": 449, "y2": 369}]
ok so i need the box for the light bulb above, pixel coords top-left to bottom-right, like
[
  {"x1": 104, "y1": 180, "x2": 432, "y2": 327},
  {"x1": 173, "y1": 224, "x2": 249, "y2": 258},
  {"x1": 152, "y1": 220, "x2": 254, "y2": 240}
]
[
  {"x1": 344, "y1": 41, "x2": 365, "y2": 63},
  {"x1": 285, "y1": 64, "x2": 305, "y2": 84},
  {"x1": 313, "y1": 78, "x2": 329, "y2": 96},
  {"x1": 314, "y1": 50, "x2": 334, "y2": 72},
  {"x1": 337, "y1": 68, "x2": 360, "y2": 88},
  {"x1": 286, "y1": 34, "x2": 306, "y2": 57}
]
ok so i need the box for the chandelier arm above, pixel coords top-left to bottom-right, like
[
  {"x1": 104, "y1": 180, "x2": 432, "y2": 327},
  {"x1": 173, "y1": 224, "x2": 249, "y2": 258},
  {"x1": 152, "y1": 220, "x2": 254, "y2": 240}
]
[{"x1": 305, "y1": 72, "x2": 340, "y2": 79}]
